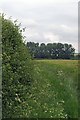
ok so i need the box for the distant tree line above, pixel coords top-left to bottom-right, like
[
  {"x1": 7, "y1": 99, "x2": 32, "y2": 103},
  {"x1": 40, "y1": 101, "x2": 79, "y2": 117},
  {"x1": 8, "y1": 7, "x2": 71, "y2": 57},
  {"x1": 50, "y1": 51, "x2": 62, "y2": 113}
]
[{"x1": 26, "y1": 42, "x2": 75, "y2": 59}]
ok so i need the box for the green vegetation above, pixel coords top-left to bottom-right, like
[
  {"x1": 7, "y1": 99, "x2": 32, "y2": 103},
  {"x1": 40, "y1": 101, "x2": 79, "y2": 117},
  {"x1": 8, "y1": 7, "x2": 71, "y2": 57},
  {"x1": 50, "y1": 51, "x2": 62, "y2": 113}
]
[
  {"x1": 26, "y1": 60, "x2": 78, "y2": 118},
  {"x1": 27, "y1": 42, "x2": 75, "y2": 59},
  {"x1": 2, "y1": 15, "x2": 33, "y2": 118},
  {"x1": 1, "y1": 15, "x2": 78, "y2": 118},
  {"x1": 0, "y1": 15, "x2": 2, "y2": 119}
]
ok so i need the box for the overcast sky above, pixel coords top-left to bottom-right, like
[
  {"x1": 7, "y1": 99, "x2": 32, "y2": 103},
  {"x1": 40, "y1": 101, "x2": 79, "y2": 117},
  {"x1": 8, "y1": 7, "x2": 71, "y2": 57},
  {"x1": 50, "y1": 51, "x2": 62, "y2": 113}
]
[{"x1": 0, "y1": 0, "x2": 79, "y2": 52}]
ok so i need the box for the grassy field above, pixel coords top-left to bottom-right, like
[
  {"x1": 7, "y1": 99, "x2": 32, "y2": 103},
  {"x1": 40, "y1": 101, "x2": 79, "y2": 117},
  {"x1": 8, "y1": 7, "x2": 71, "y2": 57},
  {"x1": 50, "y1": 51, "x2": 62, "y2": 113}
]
[
  {"x1": 15, "y1": 60, "x2": 78, "y2": 118},
  {"x1": 25, "y1": 60, "x2": 78, "y2": 118}
]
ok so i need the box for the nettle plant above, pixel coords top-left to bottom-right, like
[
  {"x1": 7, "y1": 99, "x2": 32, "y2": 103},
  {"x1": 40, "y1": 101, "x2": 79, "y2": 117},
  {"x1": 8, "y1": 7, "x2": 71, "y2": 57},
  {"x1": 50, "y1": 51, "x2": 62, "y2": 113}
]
[{"x1": 2, "y1": 14, "x2": 33, "y2": 118}]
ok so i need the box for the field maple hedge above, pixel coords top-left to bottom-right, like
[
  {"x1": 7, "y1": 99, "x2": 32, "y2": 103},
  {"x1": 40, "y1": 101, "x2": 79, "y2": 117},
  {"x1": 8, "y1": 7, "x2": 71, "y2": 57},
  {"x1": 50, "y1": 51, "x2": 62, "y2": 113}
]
[{"x1": 2, "y1": 15, "x2": 33, "y2": 118}]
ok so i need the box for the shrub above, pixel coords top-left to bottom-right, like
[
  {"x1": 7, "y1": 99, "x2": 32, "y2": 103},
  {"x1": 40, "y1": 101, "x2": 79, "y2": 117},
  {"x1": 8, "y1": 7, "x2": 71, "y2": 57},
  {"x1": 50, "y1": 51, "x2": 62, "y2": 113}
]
[{"x1": 2, "y1": 15, "x2": 33, "y2": 118}]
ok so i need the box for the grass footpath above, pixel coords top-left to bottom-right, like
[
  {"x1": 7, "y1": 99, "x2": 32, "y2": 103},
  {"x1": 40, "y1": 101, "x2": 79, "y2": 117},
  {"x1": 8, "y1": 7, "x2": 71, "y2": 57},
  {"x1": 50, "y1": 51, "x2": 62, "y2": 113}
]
[{"x1": 23, "y1": 60, "x2": 78, "y2": 118}]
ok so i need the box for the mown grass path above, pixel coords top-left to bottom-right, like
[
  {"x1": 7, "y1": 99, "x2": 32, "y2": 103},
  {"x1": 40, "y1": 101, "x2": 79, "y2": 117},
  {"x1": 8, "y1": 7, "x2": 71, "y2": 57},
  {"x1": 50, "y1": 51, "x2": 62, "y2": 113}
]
[{"x1": 22, "y1": 60, "x2": 78, "y2": 118}]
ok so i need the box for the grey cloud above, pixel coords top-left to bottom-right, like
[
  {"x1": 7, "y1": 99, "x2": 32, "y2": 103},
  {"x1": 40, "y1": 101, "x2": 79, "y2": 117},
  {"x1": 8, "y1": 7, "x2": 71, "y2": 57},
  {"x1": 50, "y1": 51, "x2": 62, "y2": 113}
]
[{"x1": 0, "y1": 0, "x2": 78, "y2": 52}]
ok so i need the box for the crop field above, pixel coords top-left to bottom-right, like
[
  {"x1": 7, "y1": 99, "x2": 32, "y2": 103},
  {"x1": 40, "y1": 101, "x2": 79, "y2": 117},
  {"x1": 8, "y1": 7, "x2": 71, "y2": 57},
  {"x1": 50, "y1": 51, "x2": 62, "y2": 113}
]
[{"x1": 20, "y1": 60, "x2": 78, "y2": 118}]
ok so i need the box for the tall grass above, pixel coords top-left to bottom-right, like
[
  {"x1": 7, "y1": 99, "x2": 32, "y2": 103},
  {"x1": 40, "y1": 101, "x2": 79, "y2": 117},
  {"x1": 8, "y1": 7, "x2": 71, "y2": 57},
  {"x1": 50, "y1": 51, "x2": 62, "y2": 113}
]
[{"x1": 24, "y1": 60, "x2": 78, "y2": 118}]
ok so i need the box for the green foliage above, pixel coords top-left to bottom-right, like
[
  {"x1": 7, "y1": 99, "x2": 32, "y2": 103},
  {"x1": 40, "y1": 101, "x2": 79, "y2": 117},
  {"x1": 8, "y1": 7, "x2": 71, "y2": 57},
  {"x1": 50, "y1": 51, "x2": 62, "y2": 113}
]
[
  {"x1": 1, "y1": 14, "x2": 78, "y2": 118},
  {"x1": 11, "y1": 59, "x2": 77, "y2": 118},
  {"x1": 27, "y1": 42, "x2": 75, "y2": 59},
  {"x1": 0, "y1": 15, "x2": 2, "y2": 119},
  {"x1": 2, "y1": 15, "x2": 33, "y2": 118},
  {"x1": 30, "y1": 60, "x2": 78, "y2": 118}
]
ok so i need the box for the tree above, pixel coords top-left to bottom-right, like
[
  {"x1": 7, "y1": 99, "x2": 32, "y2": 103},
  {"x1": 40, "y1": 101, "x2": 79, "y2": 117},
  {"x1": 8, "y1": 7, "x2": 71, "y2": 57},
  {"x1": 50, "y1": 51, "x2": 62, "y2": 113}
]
[
  {"x1": 63, "y1": 44, "x2": 75, "y2": 59},
  {"x1": 2, "y1": 15, "x2": 33, "y2": 118},
  {"x1": 27, "y1": 42, "x2": 75, "y2": 59}
]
